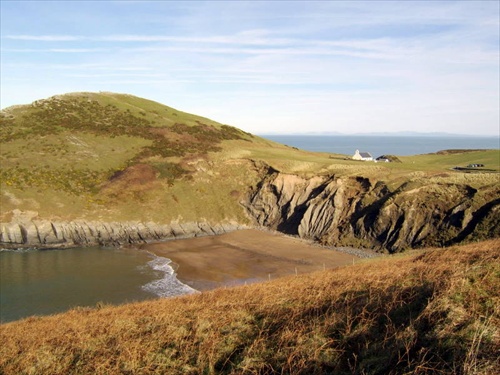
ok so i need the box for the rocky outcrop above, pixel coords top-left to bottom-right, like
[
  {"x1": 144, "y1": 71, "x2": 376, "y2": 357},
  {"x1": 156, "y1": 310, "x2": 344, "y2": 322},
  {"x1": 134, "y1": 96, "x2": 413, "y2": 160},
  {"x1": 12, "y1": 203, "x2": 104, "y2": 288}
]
[
  {"x1": 3, "y1": 172, "x2": 498, "y2": 252},
  {"x1": 244, "y1": 172, "x2": 500, "y2": 252},
  {"x1": 0, "y1": 213, "x2": 247, "y2": 249}
]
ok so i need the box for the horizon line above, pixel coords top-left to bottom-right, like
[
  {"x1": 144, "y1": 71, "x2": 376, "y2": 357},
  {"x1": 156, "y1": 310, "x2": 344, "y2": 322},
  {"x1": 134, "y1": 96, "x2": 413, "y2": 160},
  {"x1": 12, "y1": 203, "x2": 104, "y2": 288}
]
[{"x1": 257, "y1": 131, "x2": 499, "y2": 138}]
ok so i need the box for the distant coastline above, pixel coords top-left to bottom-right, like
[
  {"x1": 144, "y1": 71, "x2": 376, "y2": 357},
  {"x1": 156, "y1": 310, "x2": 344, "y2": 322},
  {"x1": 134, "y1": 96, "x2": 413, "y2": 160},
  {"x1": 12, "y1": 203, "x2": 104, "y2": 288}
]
[
  {"x1": 259, "y1": 134, "x2": 499, "y2": 157},
  {"x1": 259, "y1": 131, "x2": 498, "y2": 137}
]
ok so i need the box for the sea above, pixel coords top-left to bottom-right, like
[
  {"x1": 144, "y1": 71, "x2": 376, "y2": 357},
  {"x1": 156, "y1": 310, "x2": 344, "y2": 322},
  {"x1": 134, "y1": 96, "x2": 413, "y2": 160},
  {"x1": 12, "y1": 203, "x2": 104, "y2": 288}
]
[
  {"x1": 0, "y1": 246, "x2": 196, "y2": 323},
  {"x1": 260, "y1": 134, "x2": 499, "y2": 157}
]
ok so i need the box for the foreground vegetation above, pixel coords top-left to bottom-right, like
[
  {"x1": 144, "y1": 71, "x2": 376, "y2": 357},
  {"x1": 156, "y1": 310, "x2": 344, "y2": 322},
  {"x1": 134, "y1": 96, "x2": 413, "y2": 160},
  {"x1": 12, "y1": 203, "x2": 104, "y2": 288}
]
[{"x1": 1, "y1": 239, "x2": 498, "y2": 374}]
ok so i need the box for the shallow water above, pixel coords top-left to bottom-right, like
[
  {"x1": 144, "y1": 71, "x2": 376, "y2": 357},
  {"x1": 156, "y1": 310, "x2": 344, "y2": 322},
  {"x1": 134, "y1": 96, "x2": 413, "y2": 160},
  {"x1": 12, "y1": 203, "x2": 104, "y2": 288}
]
[{"x1": 0, "y1": 246, "x2": 194, "y2": 323}]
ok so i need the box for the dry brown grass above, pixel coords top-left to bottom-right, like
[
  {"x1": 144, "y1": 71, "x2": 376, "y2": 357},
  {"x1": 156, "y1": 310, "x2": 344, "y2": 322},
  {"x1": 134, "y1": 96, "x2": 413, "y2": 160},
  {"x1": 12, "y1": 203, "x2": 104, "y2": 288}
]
[{"x1": 1, "y1": 240, "x2": 499, "y2": 375}]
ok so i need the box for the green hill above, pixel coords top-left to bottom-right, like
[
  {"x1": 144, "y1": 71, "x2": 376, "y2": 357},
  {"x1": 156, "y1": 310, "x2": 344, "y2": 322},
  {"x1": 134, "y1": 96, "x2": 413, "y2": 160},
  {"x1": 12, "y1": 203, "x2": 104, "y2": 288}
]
[
  {"x1": 0, "y1": 92, "x2": 268, "y2": 223},
  {"x1": 1, "y1": 92, "x2": 499, "y2": 250}
]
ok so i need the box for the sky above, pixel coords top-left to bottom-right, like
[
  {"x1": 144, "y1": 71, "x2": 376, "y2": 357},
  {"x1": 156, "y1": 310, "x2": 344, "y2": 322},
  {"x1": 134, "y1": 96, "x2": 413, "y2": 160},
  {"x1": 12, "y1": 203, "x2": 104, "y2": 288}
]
[{"x1": 1, "y1": 1, "x2": 499, "y2": 136}]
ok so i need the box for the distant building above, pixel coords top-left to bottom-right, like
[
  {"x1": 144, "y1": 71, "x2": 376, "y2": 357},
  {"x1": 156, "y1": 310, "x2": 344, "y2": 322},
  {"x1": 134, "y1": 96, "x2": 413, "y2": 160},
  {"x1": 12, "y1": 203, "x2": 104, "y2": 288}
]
[
  {"x1": 352, "y1": 150, "x2": 373, "y2": 161},
  {"x1": 467, "y1": 164, "x2": 484, "y2": 168},
  {"x1": 376, "y1": 156, "x2": 390, "y2": 163}
]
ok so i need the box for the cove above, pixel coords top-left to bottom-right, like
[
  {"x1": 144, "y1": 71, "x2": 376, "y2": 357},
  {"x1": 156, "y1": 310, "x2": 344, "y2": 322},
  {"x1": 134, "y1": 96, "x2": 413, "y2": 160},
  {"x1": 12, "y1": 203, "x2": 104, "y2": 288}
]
[{"x1": 0, "y1": 246, "x2": 185, "y2": 323}]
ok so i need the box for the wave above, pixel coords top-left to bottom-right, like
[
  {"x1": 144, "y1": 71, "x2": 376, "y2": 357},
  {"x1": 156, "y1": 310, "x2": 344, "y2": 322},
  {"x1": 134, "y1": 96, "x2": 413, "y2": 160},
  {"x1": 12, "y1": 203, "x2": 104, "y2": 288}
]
[{"x1": 141, "y1": 255, "x2": 198, "y2": 298}]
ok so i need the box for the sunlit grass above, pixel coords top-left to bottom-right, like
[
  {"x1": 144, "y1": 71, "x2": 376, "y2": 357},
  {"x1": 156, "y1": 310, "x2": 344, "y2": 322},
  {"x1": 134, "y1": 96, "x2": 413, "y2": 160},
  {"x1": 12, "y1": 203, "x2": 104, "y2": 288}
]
[{"x1": 1, "y1": 239, "x2": 498, "y2": 374}]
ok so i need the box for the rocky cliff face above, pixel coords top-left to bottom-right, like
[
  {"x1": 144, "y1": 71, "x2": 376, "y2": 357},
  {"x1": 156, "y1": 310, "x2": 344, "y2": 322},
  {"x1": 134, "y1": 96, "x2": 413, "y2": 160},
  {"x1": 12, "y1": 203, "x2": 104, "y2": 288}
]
[
  {"x1": 244, "y1": 171, "x2": 500, "y2": 252},
  {"x1": 2, "y1": 171, "x2": 498, "y2": 252},
  {"x1": 0, "y1": 210, "x2": 246, "y2": 249}
]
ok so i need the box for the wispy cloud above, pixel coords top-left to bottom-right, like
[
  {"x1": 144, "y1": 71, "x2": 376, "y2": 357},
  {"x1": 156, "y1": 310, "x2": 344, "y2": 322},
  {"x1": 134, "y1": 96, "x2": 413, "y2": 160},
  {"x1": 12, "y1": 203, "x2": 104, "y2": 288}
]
[
  {"x1": 4, "y1": 32, "x2": 292, "y2": 45},
  {"x1": 1, "y1": 0, "x2": 498, "y2": 135},
  {"x1": 5, "y1": 35, "x2": 83, "y2": 41},
  {"x1": 3, "y1": 48, "x2": 105, "y2": 53}
]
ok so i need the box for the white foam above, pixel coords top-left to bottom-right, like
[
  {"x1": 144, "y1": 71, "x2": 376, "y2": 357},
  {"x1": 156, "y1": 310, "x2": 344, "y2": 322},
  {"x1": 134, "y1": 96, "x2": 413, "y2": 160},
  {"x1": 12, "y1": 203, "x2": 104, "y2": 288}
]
[{"x1": 141, "y1": 255, "x2": 198, "y2": 298}]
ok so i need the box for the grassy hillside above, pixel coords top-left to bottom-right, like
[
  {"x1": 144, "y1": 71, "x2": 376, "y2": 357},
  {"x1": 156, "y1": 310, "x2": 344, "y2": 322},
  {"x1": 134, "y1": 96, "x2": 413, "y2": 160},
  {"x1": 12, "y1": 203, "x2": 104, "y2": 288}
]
[
  {"x1": 1, "y1": 92, "x2": 498, "y2": 234},
  {"x1": 0, "y1": 92, "x2": 269, "y2": 223},
  {"x1": 1, "y1": 239, "x2": 498, "y2": 374}
]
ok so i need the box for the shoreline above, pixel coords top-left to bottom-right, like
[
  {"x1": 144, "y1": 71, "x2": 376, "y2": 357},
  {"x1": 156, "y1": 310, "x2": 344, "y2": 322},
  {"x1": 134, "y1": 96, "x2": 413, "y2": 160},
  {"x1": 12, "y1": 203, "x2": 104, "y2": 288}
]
[{"x1": 139, "y1": 229, "x2": 371, "y2": 292}]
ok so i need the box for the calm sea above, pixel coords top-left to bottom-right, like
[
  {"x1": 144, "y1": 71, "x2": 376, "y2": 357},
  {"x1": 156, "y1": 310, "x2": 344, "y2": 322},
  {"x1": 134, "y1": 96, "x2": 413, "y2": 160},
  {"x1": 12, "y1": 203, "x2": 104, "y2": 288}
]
[
  {"x1": 260, "y1": 135, "x2": 499, "y2": 157},
  {"x1": 0, "y1": 247, "x2": 195, "y2": 323}
]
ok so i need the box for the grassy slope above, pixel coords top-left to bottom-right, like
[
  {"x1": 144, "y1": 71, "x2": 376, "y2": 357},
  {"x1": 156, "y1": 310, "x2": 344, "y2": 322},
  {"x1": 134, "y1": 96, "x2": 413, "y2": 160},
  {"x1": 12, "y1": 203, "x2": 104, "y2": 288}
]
[
  {"x1": 1, "y1": 239, "x2": 498, "y2": 375},
  {"x1": 1, "y1": 92, "x2": 498, "y2": 224},
  {"x1": 0, "y1": 92, "x2": 266, "y2": 222}
]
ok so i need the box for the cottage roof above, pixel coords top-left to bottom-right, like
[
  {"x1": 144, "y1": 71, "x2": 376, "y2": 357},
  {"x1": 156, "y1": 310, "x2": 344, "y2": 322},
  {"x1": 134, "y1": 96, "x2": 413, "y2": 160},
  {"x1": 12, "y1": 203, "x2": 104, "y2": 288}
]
[{"x1": 359, "y1": 152, "x2": 372, "y2": 158}]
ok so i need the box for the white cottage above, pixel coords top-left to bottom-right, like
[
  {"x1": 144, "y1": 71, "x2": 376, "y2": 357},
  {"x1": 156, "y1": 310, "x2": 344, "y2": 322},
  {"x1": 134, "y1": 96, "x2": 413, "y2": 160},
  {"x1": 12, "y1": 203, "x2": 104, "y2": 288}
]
[{"x1": 352, "y1": 150, "x2": 373, "y2": 161}]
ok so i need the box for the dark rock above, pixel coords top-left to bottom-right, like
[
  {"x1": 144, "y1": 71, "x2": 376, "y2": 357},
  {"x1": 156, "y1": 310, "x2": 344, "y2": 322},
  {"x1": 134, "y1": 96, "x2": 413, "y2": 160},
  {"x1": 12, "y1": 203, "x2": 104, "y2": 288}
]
[{"x1": 243, "y1": 172, "x2": 500, "y2": 252}]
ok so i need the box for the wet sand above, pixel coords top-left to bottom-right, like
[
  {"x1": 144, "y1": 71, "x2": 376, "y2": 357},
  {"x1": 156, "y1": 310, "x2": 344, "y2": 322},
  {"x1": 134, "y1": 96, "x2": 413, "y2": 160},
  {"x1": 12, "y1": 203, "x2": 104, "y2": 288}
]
[{"x1": 140, "y1": 229, "x2": 358, "y2": 291}]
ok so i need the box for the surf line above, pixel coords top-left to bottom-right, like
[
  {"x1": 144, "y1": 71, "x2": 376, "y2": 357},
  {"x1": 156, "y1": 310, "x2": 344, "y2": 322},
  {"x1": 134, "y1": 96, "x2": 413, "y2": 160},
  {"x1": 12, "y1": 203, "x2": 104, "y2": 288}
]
[{"x1": 141, "y1": 252, "x2": 198, "y2": 298}]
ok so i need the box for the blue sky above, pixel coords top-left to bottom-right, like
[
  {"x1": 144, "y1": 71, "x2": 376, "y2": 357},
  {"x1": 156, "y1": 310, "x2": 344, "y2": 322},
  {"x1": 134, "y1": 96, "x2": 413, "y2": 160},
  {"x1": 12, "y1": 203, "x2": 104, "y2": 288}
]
[{"x1": 1, "y1": 1, "x2": 499, "y2": 135}]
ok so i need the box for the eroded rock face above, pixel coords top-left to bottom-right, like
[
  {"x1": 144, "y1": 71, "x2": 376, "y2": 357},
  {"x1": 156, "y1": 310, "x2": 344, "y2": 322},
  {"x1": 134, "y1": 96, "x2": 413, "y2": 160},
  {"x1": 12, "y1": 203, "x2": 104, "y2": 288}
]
[
  {"x1": 0, "y1": 218, "x2": 247, "y2": 249},
  {"x1": 2, "y1": 171, "x2": 498, "y2": 252},
  {"x1": 244, "y1": 172, "x2": 500, "y2": 252}
]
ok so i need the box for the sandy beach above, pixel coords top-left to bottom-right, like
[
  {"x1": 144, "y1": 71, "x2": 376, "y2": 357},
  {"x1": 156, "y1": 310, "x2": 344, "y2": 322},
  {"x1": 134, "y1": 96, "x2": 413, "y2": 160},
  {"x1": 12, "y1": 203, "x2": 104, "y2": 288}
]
[{"x1": 140, "y1": 229, "x2": 359, "y2": 291}]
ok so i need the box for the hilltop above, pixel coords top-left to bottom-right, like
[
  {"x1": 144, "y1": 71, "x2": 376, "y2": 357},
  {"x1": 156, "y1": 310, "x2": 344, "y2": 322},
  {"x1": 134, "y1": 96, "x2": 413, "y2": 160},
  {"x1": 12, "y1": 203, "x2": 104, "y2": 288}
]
[
  {"x1": 1, "y1": 92, "x2": 499, "y2": 251},
  {"x1": 1, "y1": 239, "x2": 498, "y2": 374}
]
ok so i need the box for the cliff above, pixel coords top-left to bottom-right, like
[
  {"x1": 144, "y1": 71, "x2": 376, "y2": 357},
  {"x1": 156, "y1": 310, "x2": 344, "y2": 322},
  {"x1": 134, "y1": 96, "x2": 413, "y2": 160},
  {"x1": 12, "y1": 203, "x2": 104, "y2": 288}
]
[
  {"x1": 2, "y1": 169, "x2": 499, "y2": 252},
  {"x1": 0, "y1": 210, "x2": 246, "y2": 249},
  {"x1": 244, "y1": 170, "x2": 500, "y2": 252}
]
